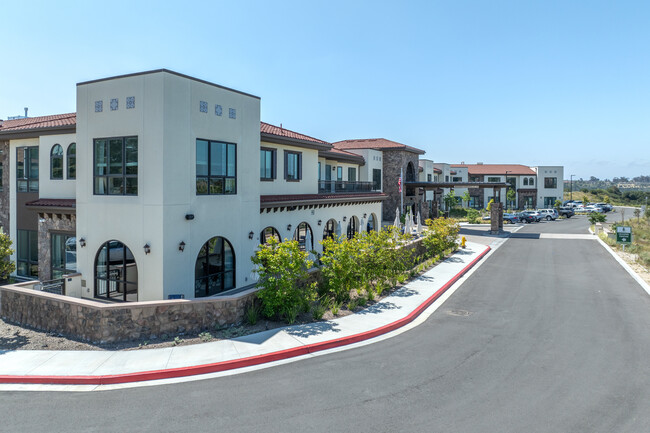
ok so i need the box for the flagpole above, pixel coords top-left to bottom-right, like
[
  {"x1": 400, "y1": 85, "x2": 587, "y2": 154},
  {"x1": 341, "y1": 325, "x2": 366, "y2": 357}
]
[{"x1": 400, "y1": 167, "x2": 403, "y2": 217}]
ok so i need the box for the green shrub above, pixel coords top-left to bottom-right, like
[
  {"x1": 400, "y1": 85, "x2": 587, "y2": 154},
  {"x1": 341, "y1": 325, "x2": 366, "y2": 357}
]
[
  {"x1": 311, "y1": 301, "x2": 327, "y2": 320},
  {"x1": 466, "y1": 208, "x2": 480, "y2": 224},
  {"x1": 422, "y1": 218, "x2": 460, "y2": 259},
  {"x1": 0, "y1": 233, "x2": 15, "y2": 282},
  {"x1": 245, "y1": 303, "x2": 260, "y2": 325},
  {"x1": 251, "y1": 238, "x2": 316, "y2": 323},
  {"x1": 588, "y1": 213, "x2": 607, "y2": 224}
]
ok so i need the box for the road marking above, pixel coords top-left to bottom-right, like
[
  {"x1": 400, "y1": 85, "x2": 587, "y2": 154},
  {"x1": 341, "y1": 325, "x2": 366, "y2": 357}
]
[{"x1": 538, "y1": 233, "x2": 597, "y2": 240}]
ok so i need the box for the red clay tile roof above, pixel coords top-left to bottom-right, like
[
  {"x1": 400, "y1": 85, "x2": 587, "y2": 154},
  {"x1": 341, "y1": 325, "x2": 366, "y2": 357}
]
[
  {"x1": 0, "y1": 113, "x2": 76, "y2": 132},
  {"x1": 434, "y1": 168, "x2": 442, "y2": 174},
  {"x1": 451, "y1": 164, "x2": 536, "y2": 176},
  {"x1": 332, "y1": 138, "x2": 425, "y2": 155},
  {"x1": 261, "y1": 193, "x2": 386, "y2": 204},
  {"x1": 25, "y1": 199, "x2": 76, "y2": 208},
  {"x1": 319, "y1": 147, "x2": 365, "y2": 164},
  {"x1": 261, "y1": 122, "x2": 329, "y2": 145}
]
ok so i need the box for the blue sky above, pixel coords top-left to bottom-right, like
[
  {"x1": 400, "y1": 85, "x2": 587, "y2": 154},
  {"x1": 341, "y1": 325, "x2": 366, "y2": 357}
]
[{"x1": 1, "y1": 0, "x2": 648, "y2": 180}]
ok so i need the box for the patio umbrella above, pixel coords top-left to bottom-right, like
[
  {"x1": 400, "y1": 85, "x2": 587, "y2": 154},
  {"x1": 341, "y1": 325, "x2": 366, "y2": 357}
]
[
  {"x1": 393, "y1": 207, "x2": 400, "y2": 228},
  {"x1": 304, "y1": 229, "x2": 314, "y2": 265},
  {"x1": 404, "y1": 209, "x2": 412, "y2": 235},
  {"x1": 336, "y1": 220, "x2": 342, "y2": 238},
  {"x1": 416, "y1": 211, "x2": 423, "y2": 234}
]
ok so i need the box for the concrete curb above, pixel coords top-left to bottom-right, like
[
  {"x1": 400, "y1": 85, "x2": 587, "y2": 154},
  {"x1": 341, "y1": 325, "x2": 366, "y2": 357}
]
[
  {"x1": 0, "y1": 245, "x2": 491, "y2": 386},
  {"x1": 594, "y1": 235, "x2": 650, "y2": 297}
]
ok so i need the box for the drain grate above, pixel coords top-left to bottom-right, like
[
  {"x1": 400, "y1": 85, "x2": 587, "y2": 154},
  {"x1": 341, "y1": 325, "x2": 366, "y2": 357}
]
[{"x1": 447, "y1": 309, "x2": 472, "y2": 317}]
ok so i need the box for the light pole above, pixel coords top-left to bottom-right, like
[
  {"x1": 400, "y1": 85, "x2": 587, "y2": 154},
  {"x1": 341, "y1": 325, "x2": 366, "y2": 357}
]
[
  {"x1": 505, "y1": 170, "x2": 512, "y2": 209},
  {"x1": 570, "y1": 174, "x2": 575, "y2": 201}
]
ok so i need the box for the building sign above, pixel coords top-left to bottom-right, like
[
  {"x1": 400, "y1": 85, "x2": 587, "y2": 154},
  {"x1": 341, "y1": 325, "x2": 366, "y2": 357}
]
[{"x1": 616, "y1": 226, "x2": 632, "y2": 245}]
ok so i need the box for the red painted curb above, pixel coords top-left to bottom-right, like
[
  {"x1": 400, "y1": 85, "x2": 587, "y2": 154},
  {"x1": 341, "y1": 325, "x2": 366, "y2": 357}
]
[{"x1": 0, "y1": 245, "x2": 491, "y2": 386}]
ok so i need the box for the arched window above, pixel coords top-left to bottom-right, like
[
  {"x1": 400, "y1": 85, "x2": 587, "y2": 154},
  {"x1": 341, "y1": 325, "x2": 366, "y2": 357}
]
[
  {"x1": 367, "y1": 213, "x2": 378, "y2": 233},
  {"x1": 260, "y1": 226, "x2": 280, "y2": 244},
  {"x1": 406, "y1": 162, "x2": 416, "y2": 181},
  {"x1": 95, "y1": 240, "x2": 138, "y2": 302},
  {"x1": 50, "y1": 144, "x2": 63, "y2": 179},
  {"x1": 347, "y1": 216, "x2": 359, "y2": 239},
  {"x1": 195, "y1": 237, "x2": 235, "y2": 298},
  {"x1": 67, "y1": 143, "x2": 76, "y2": 179},
  {"x1": 523, "y1": 177, "x2": 528, "y2": 186},
  {"x1": 323, "y1": 219, "x2": 337, "y2": 240},
  {"x1": 293, "y1": 222, "x2": 313, "y2": 251},
  {"x1": 529, "y1": 177, "x2": 535, "y2": 186}
]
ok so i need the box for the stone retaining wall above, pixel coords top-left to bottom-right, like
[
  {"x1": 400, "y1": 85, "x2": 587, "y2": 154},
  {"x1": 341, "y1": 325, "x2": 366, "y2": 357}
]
[{"x1": 0, "y1": 283, "x2": 257, "y2": 343}]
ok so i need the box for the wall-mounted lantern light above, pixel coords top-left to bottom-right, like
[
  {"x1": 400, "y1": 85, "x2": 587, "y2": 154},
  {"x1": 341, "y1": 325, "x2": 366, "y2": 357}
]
[
  {"x1": 287, "y1": 224, "x2": 292, "y2": 231},
  {"x1": 79, "y1": 238, "x2": 86, "y2": 248},
  {"x1": 185, "y1": 214, "x2": 195, "y2": 220},
  {"x1": 248, "y1": 231, "x2": 254, "y2": 240},
  {"x1": 317, "y1": 220, "x2": 322, "y2": 226},
  {"x1": 363, "y1": 213, "x2": 367, "y2": 218},
  {"x1": 343, "y1": 216, "x2": 347, "y2": 222},
  {"x1": 178, "y1": 241, "x2": 186, "y2": 252},
  {"x1": 144, "y1": 243, "x2": 151, "y2": 255}
]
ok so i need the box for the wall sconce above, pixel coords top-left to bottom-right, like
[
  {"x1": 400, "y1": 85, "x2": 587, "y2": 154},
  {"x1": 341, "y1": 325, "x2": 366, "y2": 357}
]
[
  {"x1": 248, "y1": 231, "x2": 254, "y2": 240},
  {"x1": 287, "y1": 224, "x2": 292, "y2": 231},
  {"x1": 144, "y1": 243, "x2": 151, "y2": 255},
  {"x1": 178, "y1": 241, "x2": 186, "y2": 252},
  {"x1": 79, "y1": 238, "x2": 86, "y2": 248},
  {"x1": 343, "y1": 216, "x2": 347, "y2": 222},
  {"x1": 363, "y1": 213, "x2": 367, "y2": 218},
  {"x1": 318, "y1": 220, "x2": 322, "y2": 226}
]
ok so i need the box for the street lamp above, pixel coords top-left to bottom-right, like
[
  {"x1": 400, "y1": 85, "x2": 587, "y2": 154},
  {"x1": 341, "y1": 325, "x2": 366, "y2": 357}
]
[
  {"x1": 570, "y1": 174, "x2": 575, "y2": 201},
  {"x1": 505, "y1": 170, "x2": 512, "y2": 208}
]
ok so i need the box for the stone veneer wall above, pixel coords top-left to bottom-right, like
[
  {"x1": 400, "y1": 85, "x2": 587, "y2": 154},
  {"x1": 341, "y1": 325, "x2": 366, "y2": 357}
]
[
  {"x1": 0, "y1": 140, "x2": 9, "y2": 234},
  {"x1": 0, "y1": 284, "x2": 258, "y2": 343},
  {"x1": 382, "y1": 150, "x2": 421, "y2": 223},
  {"x1": 38, "y1": 213, "x2": 76, "y2": 281},
  {"x1": 0, "y1": 238, "x2": 428, "y2": 343}
]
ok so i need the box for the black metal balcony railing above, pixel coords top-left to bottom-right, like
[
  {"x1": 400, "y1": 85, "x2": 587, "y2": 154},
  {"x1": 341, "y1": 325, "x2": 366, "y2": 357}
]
[{"x1": 318, "y1": 180, "x2": 377, "y2": 194}]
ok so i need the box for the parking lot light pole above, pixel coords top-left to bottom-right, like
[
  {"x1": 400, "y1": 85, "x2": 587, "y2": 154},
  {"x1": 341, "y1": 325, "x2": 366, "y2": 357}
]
[{"x1": 570, "y1": 174, "x2": 575, "y2": 201}]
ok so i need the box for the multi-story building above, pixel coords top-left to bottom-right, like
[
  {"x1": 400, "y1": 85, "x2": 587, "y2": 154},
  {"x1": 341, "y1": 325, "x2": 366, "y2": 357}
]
[{"x1": 0, "y1": 69, "x2": 385, "y2": 302}]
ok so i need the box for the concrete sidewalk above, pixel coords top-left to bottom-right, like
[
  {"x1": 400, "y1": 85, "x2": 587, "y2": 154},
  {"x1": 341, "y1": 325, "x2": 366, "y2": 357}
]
[{"x1": 0, "y1": 241, "x2": 491, "y2": 389}]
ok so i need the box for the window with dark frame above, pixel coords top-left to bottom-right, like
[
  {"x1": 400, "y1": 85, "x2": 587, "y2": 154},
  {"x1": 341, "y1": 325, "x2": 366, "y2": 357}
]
[
  {"x1": 284, "y1": 150, "x2": 302, "y2": 181},
  {"x1": 51, "y1": 233, "x2": 76, "y2": 279},
  {"x1": 348, "y1": 167, "x2": 356, "y2": 182},
  {"x1": 195, "y1": 236, "x2": 235, "y2": 297},
  {"x1": 94, "y1": 137, "x2": 138, "y2": 195},
  {"x1": 67, "y1": 143, "x2": 76, "y2": 179},
  {"x1": 323, "y1": 219, "x2": 336, "y2": 240},
  {"x1": 292, "y1": 222, "x2": 313, "y2": 251},
  {"x1": 544, "y1": 177, "x2": 557, "y2": 188},
  {"x1": 260, "y1": 227, "x2": 281, "y2": 244},
  {"x1": 260, "y1": 148, "x2": 276, "y2": 180},
  {"x1": 196, "y1": 139, "x2": 237, "y2": 194},
  {"x1": 50, "y1": 144, "x2": 63, "y2": 179},
  {"x1": 373, "y1": 169, "x2": 381, "y2": 191},
  {"x1": 336, "y1": 166, "x2": 343, "y2": 181},
  {"x1": 16, "y1": 229, "x2": 38, "y2": 279},
  {"x1": 16, "y1": 146, "x2": 39, "y2": 193}
]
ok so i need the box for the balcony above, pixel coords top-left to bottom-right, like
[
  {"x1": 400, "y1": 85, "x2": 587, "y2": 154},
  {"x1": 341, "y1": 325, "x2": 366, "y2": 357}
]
[{"x1": 318, "y1": 180, "x2": 377, "y2": 194}]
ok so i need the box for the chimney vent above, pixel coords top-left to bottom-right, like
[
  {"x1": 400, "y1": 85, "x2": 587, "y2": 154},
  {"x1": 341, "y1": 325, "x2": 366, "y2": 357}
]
[{"x1": 24, "y1": 107, "x2": 28, "y2": 118}]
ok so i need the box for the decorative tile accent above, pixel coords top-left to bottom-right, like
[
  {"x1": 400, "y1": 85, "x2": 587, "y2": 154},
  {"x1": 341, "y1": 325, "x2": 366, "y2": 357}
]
[
  {"x1": 200, "y1": 101, "x2": 208, "y2": 113},
  {"x1": 110, "y1": 98, "x2": 119, "y2": 111},
  {"x1": 215, "y1": 104, "x2": 223, "y2": 116},
  {"x1": 95, "y1": 101, "x2": 103, "y2": 112},
  {"x1": 229, "y1": 108, "x2": 236, "y2": 119},
  {"x1": 126, "y1": 96, "x2": 135, "y2": 109}
]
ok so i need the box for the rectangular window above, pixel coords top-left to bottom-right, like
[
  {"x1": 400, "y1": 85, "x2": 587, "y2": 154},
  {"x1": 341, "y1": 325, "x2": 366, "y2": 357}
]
[
  {"x1": 16, "y1": 147, "x2": 39, "y2": 192},
  {"x1": 196, "y1": 139, "x2": 237, "y2": 194},
  {"x1": 325, "y1": 164, "x2": 332, "y2": 181},
  {"x1": 470, "y1": 176, "x2": 481, "y2": 182},
  {"x1": 427, "y1": 174, "x2": 432, "y2": 182},
  {"x1": 544, "y1": 177, "x2": 557, "y2": 188},
  {"x1": 487, "y1": 176, "x2": 501, "y2": 183},
  {"x1": 284, "y1": 151, "x2": 302, "y2": 181},
  {"x1": 260, "y1": 147, "x2": 276, "y2": 180},
  {"x1": 452, "y1": 176, "x2": 462, "y2": 182},
  {"x1": 373, "y1": 169, "x2": 381, "y2": 191},
  {"x1": 94, "y1": 137, "x2": 138, "y2": 195},
  {"x1": 544, "y1": 197, "x2": 556, "y2": 208},
  {"x1": 445, "y1": 175, "x2": 449, "y2": 182},
  {"x1": 348, "y1": 167, "x2": 356, "y2": 182},
  {"x1": 336, "y1": 166, "x2": 343, "y2": 181},
  {"x1": 318, "y1": 162, "x2": 321, "y2": 181},
  {"x1": 17, "y1": 229, "x2": 38, "y2": 279},
  {"x1": 51, "y1": 233, "x2": 77, "y2": 279}
]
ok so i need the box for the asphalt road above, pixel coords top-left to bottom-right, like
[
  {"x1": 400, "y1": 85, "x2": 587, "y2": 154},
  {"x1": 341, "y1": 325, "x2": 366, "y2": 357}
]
[{"x1": 3, "y1": 216, "x2": 650, "y2": 432}]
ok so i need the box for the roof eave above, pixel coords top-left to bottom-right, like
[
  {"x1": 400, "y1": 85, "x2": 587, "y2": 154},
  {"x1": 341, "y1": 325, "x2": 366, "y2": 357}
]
[
  {"x1": 261, "y1": 133, "x2": 332, "y2": 152},
  {"x1": 0, "y1": 124, "x2": 76, "y2": 140}
]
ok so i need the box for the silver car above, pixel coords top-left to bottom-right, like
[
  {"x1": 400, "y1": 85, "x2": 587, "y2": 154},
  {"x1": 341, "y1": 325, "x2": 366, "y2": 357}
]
[{"x1": 537, "y1": 208, "x2": 558, "y2": 221}]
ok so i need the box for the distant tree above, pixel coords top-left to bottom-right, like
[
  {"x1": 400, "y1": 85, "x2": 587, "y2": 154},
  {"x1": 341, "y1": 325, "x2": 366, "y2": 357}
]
[
  {"x1": 461, "y1": 190, "x2": 471, "y2": 208},
  {"x1": 603, "y1": 195, "x2": 611, "y2": 204},
  {"x1": 589, "y1": 213, "x2": 607, "y2": 224},
  {"x1": 506, "y1": 189, "x2": 516, "y2": 208},
  {"x1": 634, "y1": 208, "x2": 641, "y2": 222},
  {"x1": 589, "y1": 176, "x2": 600, "y2": 182},
  {"x1": 444, "y1": 190, "x2": 457, "y2": 210},
  {"x1": 554, "y1": 199, "x2": 562, "y2": 209},
  {"x1": 0, "y1": 233, "x2": 15, "y2": 282},
  {"x1": 582, "y1": 194, "x2": 589, "y2": 204}
]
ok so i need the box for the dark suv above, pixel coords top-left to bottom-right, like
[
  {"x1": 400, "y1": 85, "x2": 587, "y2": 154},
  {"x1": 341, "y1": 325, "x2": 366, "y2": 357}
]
[{"x1": 558, "y1": 207, "x2": 575, "y2": 218}]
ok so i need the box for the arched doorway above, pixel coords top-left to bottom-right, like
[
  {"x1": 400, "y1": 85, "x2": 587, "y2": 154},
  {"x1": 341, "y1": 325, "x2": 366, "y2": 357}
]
[
  {"x1": 195, "y1": 236, "x2": 235, "y2": 297},
  {"x1": 293, "y1": 222, "x2": 313, "y2": 251},
  {"x1": 260, "y1": 226, "x2": 281, "y2": 244},
  {"x1": 347, "y1": 216, "x2": 359, "y2": 239},
  {"x1": 323, "y1": 219, "x2": 337, "y2": 240},
  {"x1": 95, "y1": 240, "x2": 138, "y2": 302},
  {"x1": 367, "y1": 213, "x2": 378, "y2": 233},
  {"x1": 406, "y1": 162, "x2": 416, "y2": 196}
]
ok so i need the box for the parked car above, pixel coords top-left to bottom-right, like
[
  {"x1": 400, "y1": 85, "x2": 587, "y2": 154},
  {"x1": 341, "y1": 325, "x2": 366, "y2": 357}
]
[
  {"x1": 537, "y1": 208, "x2": 559, "y2": 221},
  {"x1": 503, "y1": 213, "x2": 520, "y2": 224},
  {"x1": 558, "y1": 207, "x2": 575, "y2": 218},
  {"x1": 594, "y1": 202, "x2": 612, "y2": 212},
  {"x1": 523, "y1": 210, "x2": 542, "y2": 222},
  {"x1": 585, "y1": 205, "x2": 604, "y2": 213},
  {"x1": 518, "y1": 212, "x2": 537, "y2": 223},
  {"x1": 568, "y1": 201, "x2": 583, "y2": 208}
]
